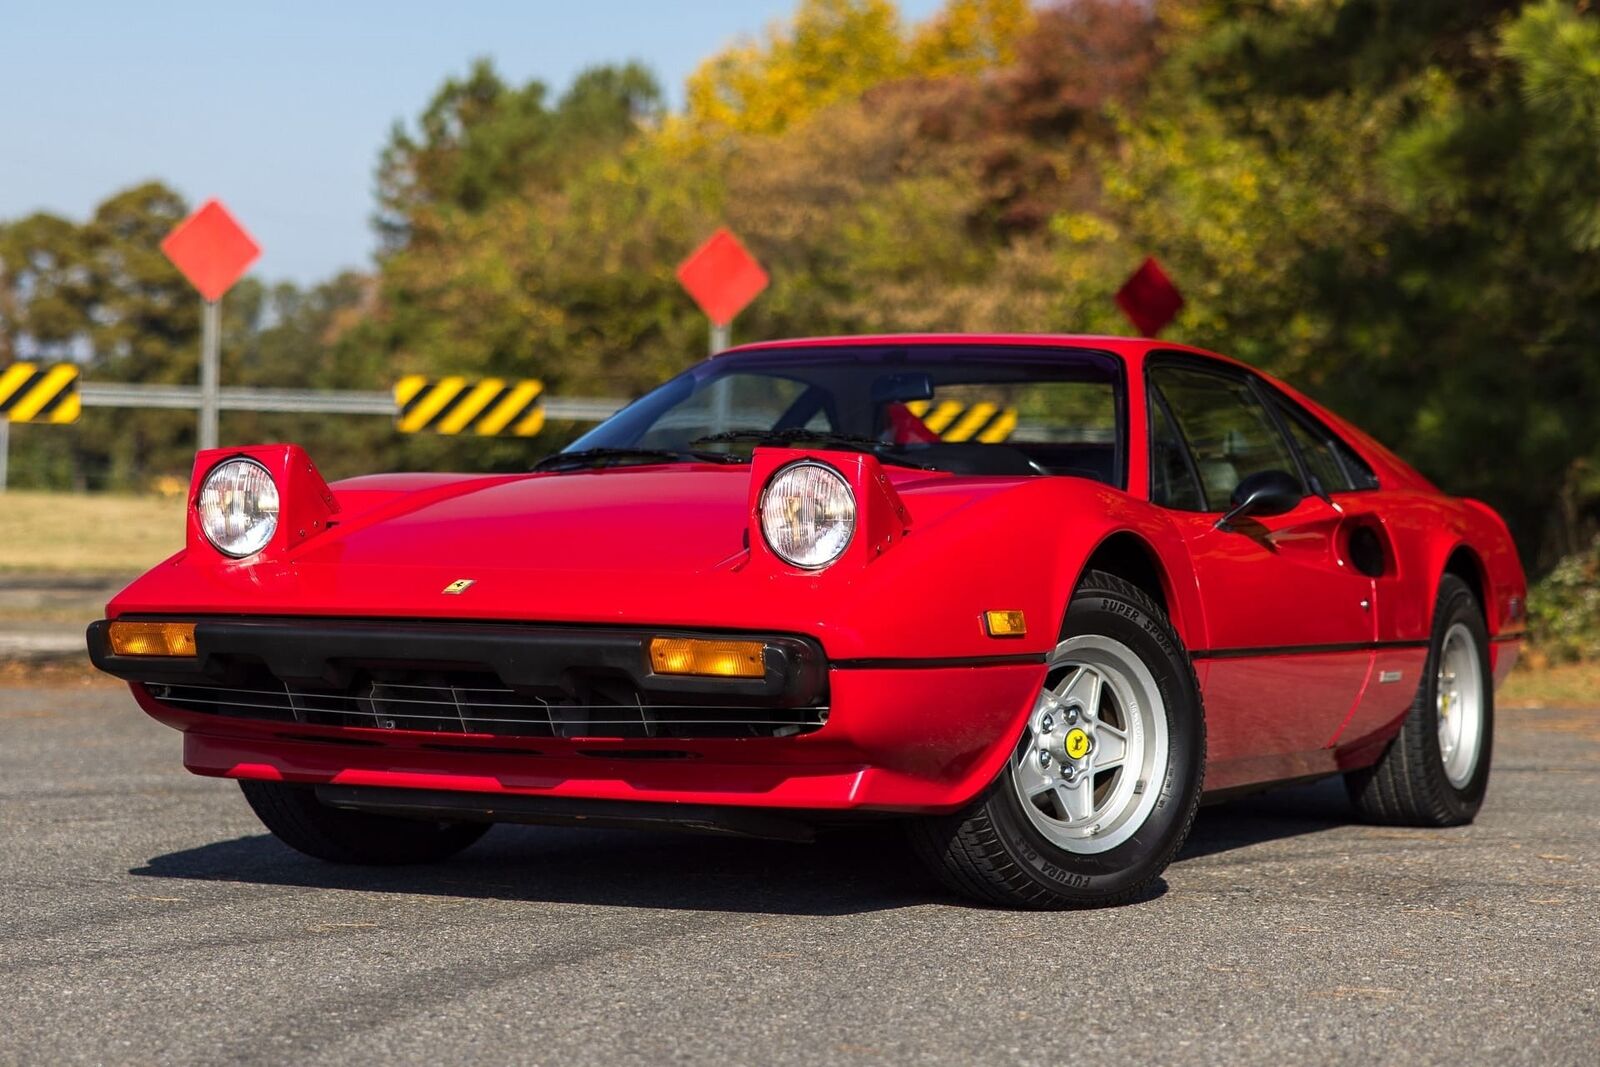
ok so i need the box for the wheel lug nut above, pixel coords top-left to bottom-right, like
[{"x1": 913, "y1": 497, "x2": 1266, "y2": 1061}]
[
  {"x1": 1038, "y1": 751, "x2": 1052, "y2": 768},
  {"x1": 1040, "y1": 714, "x2": 1054, "y2": 733},
  {"x1": 1066, "y1": 708, "x2": 1079, "y2": 724}
]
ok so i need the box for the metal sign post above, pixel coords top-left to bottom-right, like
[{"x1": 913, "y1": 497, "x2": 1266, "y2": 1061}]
[
  {"x1": 199, "y1": 299, "x2": 221, "y2": 451},
  {"x1": 710, "y1": 322, "x2": 731, "y2": 357},
  {"x1": 0, "y1": 416, "x2": 9, "y2": 493}
]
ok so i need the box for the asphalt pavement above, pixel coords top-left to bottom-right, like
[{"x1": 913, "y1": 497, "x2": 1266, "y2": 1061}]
[
  {"x1": 0, "y1": 575, "x2": 125, "y2": 660},
  {"x1": 1, "y1": 682, "x2": 1595, "y2": 1066}
]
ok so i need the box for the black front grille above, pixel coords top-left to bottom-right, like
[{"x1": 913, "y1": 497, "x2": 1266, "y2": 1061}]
[{"x1": 147, "y1": 669, "x2": 828, "y2": 740}]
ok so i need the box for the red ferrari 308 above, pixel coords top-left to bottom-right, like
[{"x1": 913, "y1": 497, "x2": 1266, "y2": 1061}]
[{"x1": 89, "y1": 336, "x2": 1526, "y2": 907}]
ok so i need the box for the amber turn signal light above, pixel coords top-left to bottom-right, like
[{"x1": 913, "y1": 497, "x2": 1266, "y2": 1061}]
[
  {"x1": 108, "y1": 621, "x2": 198, "y2": 657},
  {"x1": 983, "y1": 610, "x2": 1027, "y2": 637},
  {"x1": 649, "y1": 637, "x2": 765, "y2": 678}
]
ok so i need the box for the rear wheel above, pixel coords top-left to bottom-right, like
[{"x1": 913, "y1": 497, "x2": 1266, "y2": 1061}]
[
  {"x1": 239, "y1": 780, "x2": 490, "y2": 865},
  {"x1": 1344, "y1": 574, "x2": 1493, "y2": 825},
  {"x1": 911, "y1": 570, "x2": 1205, "y2": 908}
]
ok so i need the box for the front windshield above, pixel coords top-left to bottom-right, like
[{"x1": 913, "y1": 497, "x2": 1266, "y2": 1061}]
[{"x1": 566, "y1": 344, "x2": 1125, "y2": 483}]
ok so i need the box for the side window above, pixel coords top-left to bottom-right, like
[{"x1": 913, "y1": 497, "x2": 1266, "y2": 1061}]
[
  {"x1": 1148, "y1": 390, "x2": 1205, "y2": 510},
  {"x1": 1151, "y1": 366, "x2": 1301, "y2": 508},
  {"x1": 1274, "y1": 399, "x2": 1352, "y2": 494}
]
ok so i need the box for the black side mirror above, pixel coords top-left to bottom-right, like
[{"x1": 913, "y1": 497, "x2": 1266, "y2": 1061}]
[{"x1": 1216, "y1": 469, "x2": 1303, "y2": 531}]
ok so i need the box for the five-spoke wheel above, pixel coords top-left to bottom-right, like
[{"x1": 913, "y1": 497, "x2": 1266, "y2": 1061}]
[
  {"x1": 1435, "y1": 621, "x2": 1485, "y2": 789},
  {"x1": 1010, "y1": 635, "x2": 1168, "y2": 855}
]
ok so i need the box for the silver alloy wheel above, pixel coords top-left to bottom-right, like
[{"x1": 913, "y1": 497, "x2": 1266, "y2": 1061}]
[
  {"x1": 1436, "y1": 622, "x2": 1485, "y2": 788},
  {"x1": 1009, "y1": 634, "x2": 1169, "y2": 855}
]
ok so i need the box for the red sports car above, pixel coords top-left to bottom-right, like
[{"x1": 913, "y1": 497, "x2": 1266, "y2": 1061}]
[{"x1": 88, "y1": 335, "x2": 1526, "y2": 908}]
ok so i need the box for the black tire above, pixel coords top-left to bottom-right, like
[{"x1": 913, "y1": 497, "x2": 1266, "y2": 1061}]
[
  {"x1": 910, "y1": 570, "x2": 1205, "y2": 908},
  {"x1": 1344, "y1": 574, "x2": 1493, "y2": 826},
  {"x1": 239, "y1": 781, "x2": 490, "y2": 865}
]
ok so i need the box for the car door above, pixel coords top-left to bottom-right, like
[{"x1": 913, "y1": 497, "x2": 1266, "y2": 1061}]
[
  {"x1": 1264, "y1": 387, "x2": 1426, "y2": 749},
  {"x1": 1147, "y1": 361, "x2": 1376, "y2": 786}
]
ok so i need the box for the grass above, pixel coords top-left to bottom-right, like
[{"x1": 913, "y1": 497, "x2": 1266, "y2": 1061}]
[
  {"x1": 0, "y1": 490, "x2": 183, "y2": 574},
  {"x1": 1500, "y1": 660, "x2": 1600, "y2": 710}
]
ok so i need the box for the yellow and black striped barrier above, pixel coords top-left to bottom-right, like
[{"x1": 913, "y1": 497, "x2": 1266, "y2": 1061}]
[
  {"x1": 394, "y1": 376, "x2": 546, "y2": 437},
  {"x1": 0, "y1": 362, "x2": 81, "y2": 424},
  {"x1": 905, "y1": 399, "x2": 1018, "y2": 443}
]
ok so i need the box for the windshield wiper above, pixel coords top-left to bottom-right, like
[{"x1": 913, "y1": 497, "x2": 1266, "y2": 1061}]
[
  {"x1": 691, "y1": 429, "x2": 930, "y2": 468},
  {"x1": 531, "y1": 447, "x2": 744, "y2": 473}
]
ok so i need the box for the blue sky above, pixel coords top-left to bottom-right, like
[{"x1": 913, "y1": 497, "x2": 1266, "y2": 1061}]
[{"x1": 2, "y1": 0, "x2": 943, "y2": 286}]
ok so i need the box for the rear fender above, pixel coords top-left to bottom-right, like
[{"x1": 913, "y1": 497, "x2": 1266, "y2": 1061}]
[{"x1": 1430, "y1": 500, "x2": 1527, "y2": 637}]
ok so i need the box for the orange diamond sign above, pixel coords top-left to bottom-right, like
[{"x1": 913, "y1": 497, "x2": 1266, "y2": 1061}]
[
  {"x1": 161, "y1": 199, "x2": 261, "y2": 302},
  {"x1": 676, "y1": 228, "x2": 769, "y2": 326},
  {"x1": 1115, "y1": 256, "x2": 1184, "y2": 338}
]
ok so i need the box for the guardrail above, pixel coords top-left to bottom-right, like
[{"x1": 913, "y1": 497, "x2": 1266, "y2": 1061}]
[
  {"x1": 0, "y1": 384, "x2": 630, "y2": 492},
  {"x1": 78, "y1": 383, "x2": 627, "y2": 422}
]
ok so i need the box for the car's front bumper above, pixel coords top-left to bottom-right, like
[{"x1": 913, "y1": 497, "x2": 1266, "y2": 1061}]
[{"x1": 93, "y1": 617, "x2": 1047, "y2": 813}]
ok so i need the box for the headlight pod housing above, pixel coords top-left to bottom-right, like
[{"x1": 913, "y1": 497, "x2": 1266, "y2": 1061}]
[
  {"x1": 197, "y1": 458, "x2": 280, "y2": 558},
  {"x1": 759, "y1": 461, "x2": 856, "y2": 569}
]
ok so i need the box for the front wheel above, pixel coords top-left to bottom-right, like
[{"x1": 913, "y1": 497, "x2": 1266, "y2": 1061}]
[
  {"x1": 911, "y1": 570, "x2": 1206, "y2": 908},
  {"x1": 240, "y1": 780, "x2": 490, "y2": 865}
]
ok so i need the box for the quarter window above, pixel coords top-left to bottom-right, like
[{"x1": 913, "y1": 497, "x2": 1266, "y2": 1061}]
[
  {"x1": 1151, "y1": 366, "x2": 1301, "y2": 509},
  {"x1": 1276, "y1": 401, "x2": 1352, "y2": 494},
  {"x1": 1271, "y1": 394, "x2": 1381, "y2": 493},
  {"x1": 1332, "y1": 437, "x2": 1380, "y2": 490}
]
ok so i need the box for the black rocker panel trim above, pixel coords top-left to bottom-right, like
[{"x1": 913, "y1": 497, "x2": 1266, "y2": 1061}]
[
  {"x1": 830, "y1": 652, "x2": 1050, "y2": 670},
  {"x1": 1189, "y1": 639, "x2": 1429, "y2": 661}
]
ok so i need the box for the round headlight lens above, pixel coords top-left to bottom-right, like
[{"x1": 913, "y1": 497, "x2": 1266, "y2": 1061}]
[
  {"x1": 759, "y1": 462, "x2": 856, "y2": 569},
  {"x1": 197, "y1": 459, "x2": 280, "y2": 558}
]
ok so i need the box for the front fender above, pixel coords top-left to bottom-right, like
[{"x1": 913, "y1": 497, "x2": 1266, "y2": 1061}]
[{"x1": 810, "y1": 477, "x2": 1198, "y2": 661}]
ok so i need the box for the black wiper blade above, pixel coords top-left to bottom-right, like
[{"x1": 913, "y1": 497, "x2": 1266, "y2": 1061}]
[
  {"x1": 690, "y1": 429, "x2": 930, "y2": 469},
  {"x1": 530, "y1": 447, "x2": 743, "y2": 472}
]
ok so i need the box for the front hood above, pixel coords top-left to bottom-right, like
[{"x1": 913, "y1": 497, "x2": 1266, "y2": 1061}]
[
  {"x1": 312, "y1": 463, "x2": 1027, "y2": 578},
  {"x1": 312, "y1": 465, "x2": 754, "y2": 576}
]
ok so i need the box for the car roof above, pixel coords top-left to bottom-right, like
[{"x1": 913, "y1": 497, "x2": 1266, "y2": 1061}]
[{"x1": 717, "y1": 333, "x2": 1251, "y2": 374}]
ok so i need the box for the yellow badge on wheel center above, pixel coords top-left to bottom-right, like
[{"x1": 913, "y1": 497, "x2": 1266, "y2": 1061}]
[{"x1": 1065, "y1": 728, "x2": 1091, "y2": 760}]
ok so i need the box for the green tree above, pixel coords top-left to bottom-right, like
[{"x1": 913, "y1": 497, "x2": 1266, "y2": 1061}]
[
  {"x1": 375, "y1": 58, "x2": 662, "y2": 251},
  {"x1": 0, "y1": 211, "x2": 88, "y2": 364}
]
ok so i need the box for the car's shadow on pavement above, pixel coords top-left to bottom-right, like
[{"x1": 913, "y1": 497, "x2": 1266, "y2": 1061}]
[
  {"x1": 132, "y1": 822, "x2": 951, "y2": 915},
  {"x1": 1181, "y1": 776, "x2": 1356, "y2": 861},
  {"x1": 130, "y1": 778, "x2": 1355, "y2": 913}
]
